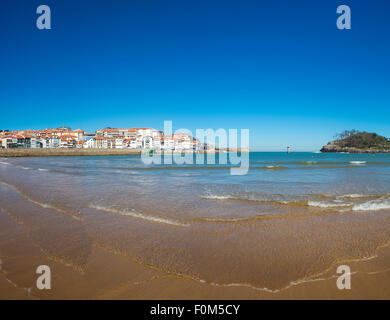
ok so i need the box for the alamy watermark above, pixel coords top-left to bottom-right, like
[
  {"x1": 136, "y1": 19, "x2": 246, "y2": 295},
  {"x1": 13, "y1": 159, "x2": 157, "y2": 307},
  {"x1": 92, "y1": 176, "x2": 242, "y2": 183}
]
[
  {"x1": 36, "y1": 265, "x2": 51, "y2": 290},
  {"x1": 36, "y1": 5, "x2": 51, "y2": 30},
  {"x1": 336, "y1": 5, "x2": 351, "y2": 30},
  {"x1": 140, "y1": 121, "x2": 250, "y2": 175},
  {"x1": 35, "y1": 4, "x2": 352, "y2": 31},
  {"x1": 336, "y1": 265, "x2": 351, "y2": 290}
]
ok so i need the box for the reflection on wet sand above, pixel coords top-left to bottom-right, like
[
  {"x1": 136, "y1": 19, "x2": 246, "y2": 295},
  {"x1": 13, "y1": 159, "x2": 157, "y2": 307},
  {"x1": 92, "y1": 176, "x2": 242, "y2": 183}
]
[{"x1": 0, "y1": 153, "x2": 390, "y2": 299}]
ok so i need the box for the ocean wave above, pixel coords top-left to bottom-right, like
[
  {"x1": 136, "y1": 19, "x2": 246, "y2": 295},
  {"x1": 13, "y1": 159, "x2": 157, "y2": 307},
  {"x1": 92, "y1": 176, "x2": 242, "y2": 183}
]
[
  {"x1": 202, "y1": 193, "x2": 313, "y2": 207},
  {"x1": 119, "y1": 165, "x2": 286, "y2": 171},
  {"x1": 202, "y1": 191, "x2": 390, "y2": 214},
  {"x1": 307, "y1": 201, "x2": 351, "y2": 208},
  {"x1": 189, "y1": 214, "x2": 284, "y2": 223},
  {"x1": 0, "y1": 181, "x2": 82, "y2": 221},
  {"x1": 352, "y1": 198, "x2": 390, "y2": 211},
  {"x1": 294, "y1": 161, "x2": 337, "y2": 165},
  {"x1": 337, "y1": 194, "x2": 366, "y2": 199},
  {"x1": 201, "y1": 192, "x2": 388, "y2": 211},
  {"x1": 89, "y1": 204, "x2": 189, "y2": 227},
  {"x1": 262, "y1": 165, "x2": 287, "y2": 170},
  {"x1": 115, "y1": 166, "x2": 238, "y2": 172},
  {"x1": 115, "y1": 170, "x2": 139, "y2": 174},
  {"x1": 201, "y1": 194, "x2": 235, "y2": 200},
  {"x1": 254, "y1": 161, "x2": 376, "y2": 166},
  {"x1": 0, "y1": 161, "x2": 55, "y2": 173},
  {"x1": 191, "y1": 216, "x2": 254, "y2": 223}
]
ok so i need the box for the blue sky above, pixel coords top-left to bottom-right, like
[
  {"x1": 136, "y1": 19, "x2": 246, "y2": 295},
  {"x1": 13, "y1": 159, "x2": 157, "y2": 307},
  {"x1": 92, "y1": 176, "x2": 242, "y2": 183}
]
[{"x1": 1, "y1": 0, "x2": 389, "y2": 151}]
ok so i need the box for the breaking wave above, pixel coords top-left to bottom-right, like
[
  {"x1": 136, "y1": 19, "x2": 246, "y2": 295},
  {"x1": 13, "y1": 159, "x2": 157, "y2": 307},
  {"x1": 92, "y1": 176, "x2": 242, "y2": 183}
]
[
  {"x1": 307, "y1": 201, "x2": 351, "y2": 208},
  {"x1": 201, "y1": 194, "x2": 235, "y2": 200},
  {"x1": 352, "y1": 198, "x2": 390, "y2": 211},
  {"x1": 89, "y1": 204, "x2": 190, "y2": 227},
  {"x1": 262, "y1": 165, "x2": 287, "y2": 170},
  {"x1": 337, "y1": 194, "x2": 366, "y2": 199},
  {"x1": 202, "y1": 191, "x2": 390, "y2": 212}
]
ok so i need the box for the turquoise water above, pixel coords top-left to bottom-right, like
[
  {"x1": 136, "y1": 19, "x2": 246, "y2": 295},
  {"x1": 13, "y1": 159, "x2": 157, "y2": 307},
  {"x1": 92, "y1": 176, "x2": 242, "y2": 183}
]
[
  {"x1": 1, "y1": 152, "x2": 390, "y2": 291},
  {"x1": 1, "y1": 152, "x2": 390, "y2": 220}
]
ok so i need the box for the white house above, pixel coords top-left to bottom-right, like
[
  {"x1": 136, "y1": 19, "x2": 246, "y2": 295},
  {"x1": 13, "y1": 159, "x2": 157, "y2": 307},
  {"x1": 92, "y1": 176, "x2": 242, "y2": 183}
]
[{"x1": 83, "y1": 138, "x2": 96, "y2": 149}]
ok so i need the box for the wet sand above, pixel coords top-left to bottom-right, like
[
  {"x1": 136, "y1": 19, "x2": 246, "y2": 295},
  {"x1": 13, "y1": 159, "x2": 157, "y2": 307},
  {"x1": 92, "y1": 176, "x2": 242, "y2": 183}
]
[
  {"x1": 1, "y1": 216, "x2": 389, "y2": 300},
  {"x1": 0, "y1": 183, "x2": 389, "y2": 299},
  {"x1": 1, "y1": 153, "x2": 390, "y2": 299}
]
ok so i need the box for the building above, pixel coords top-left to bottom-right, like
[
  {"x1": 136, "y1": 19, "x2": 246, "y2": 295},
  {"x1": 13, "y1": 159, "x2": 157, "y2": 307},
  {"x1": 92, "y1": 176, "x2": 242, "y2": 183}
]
[
  {"x1": 0, "y1": 126, "x2": 204, "y2": 151},
  {"x1": 1, "y1": 137, "x2": 14, "y2": 149},
  {"x1": 40, "y1": 135, "x2": 60, "y2": 148},
  {"x1": 60, "y1": 135, "x2": 77, "y2": 148}
]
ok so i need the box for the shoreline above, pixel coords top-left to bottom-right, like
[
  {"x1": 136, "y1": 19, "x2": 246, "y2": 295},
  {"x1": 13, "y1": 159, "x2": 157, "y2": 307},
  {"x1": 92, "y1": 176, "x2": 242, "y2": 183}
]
[
  {"x1": 0, "y1": 148, "x2": 250, "y2": 158},
  {"x1": 320, "y1": 148, "x2": 390, "y2": 154},
  {"x1": 4, "y1": 149, "x2": 390, "y2": 158},
  {"x1": 1, "y1": 243, "x2": 390, "y2": 300},
  {"x1": 0, "y1": 148, "x2": 142, "y2": 158},
  {"x1": 1, "y1": 193, "x2": 389, "y2": 299},
  {"x1": 1, "y1": 153, "x2": 389, "y2": 299}
]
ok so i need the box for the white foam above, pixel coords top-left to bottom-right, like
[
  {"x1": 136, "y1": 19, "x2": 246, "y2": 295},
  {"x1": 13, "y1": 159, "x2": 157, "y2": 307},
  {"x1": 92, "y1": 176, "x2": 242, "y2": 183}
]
[
  {"x1": 352, "y1": 199, "x2": 390, "y2": 211},
  {"x1": 308, "y1": 201, "x2": 351, "y2": 208},
  {"x1": 201, "y1": 194, "x2": 233, "y2": 200},
  {"x1": 89, "y1": 204, "x2": 189, "y2": 227},
  {"x1": 349, "y1": 161, "x2": 366, "y2": 165},
  {"x1": 338, "y1": 194, "x2": 366, "y2": 199},
  {"x1": 264, "y1": 165, "x2": 285, "y2": 169},
  {"x1": 38, "y1": 168, "x2": 49, "y2": 172}
]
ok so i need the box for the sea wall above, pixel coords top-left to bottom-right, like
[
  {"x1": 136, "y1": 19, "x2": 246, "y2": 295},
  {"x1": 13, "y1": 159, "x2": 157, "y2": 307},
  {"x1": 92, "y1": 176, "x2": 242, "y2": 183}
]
[
  {"x1": 0, "y1": 148, "x2": 250, "y2": 157},
  {"x1": 0, "y1": 148, "x2": 142, "y2": 157}
]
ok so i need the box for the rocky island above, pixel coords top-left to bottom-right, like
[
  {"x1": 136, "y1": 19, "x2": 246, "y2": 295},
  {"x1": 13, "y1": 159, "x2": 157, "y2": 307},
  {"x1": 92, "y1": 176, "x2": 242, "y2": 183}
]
[{"x1": 321, "y1": 130, "x2": 390, "y2": 153}]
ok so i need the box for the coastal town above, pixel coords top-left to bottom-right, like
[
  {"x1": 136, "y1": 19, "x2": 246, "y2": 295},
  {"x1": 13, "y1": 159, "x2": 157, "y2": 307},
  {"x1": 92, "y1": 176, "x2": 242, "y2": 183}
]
[{"x1": 0, "y1": 127, "x2": 213, "y2": 152}]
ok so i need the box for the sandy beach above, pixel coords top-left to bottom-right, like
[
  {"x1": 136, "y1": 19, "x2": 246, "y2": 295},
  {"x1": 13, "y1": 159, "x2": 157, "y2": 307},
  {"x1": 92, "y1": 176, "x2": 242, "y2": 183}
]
[
  {"x1": 1, "y1": 153, "x2": 390, "y2": 299},
  {"x1": 1, "y1": 188, "x2": 390, "y2": 300},
  {"x1": 2, "y1": 0, "x2": 390, "y2": 304}
]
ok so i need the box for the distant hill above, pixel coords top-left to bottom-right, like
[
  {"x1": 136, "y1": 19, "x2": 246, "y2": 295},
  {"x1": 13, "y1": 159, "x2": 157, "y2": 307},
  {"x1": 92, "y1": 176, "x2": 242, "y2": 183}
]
[{"x1": 321, "y1": 130, "x2": 390, "y2": 153}]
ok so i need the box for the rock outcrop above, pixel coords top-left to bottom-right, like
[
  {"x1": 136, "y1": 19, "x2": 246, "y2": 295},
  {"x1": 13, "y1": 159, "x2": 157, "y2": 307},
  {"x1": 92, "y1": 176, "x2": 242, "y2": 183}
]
[{"x1": 321, "y1": 131, "x2": 390, "y2": 153}]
